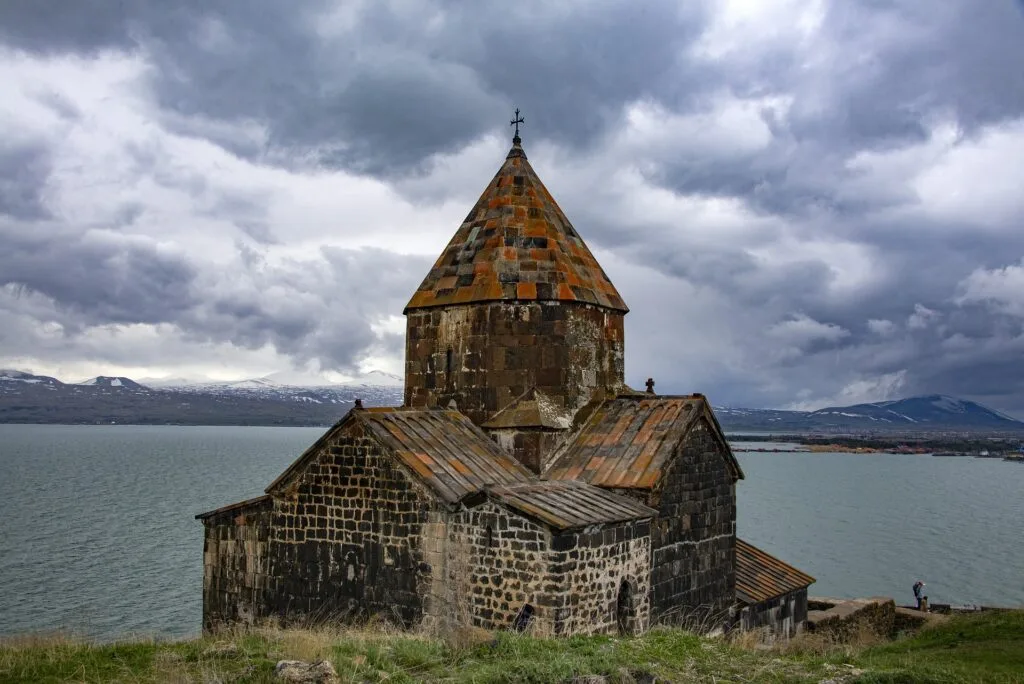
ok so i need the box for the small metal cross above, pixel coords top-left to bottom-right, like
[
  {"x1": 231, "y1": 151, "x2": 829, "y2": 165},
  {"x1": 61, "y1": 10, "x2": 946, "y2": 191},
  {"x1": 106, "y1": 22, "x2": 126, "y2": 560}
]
[
  {"x1": 510, "y1": 108, "x2": 524, "y2": 139},
  {"x1": 645, "y1": 378, "x2": 656, "y2": 394}
]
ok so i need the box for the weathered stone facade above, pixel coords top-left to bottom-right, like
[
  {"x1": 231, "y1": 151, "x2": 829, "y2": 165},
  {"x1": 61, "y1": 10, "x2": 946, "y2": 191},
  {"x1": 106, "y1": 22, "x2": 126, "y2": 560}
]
[
  {"x1": 548, "y1": 520, "x2": 652, "y2": 635},
  {"x1": 736, "y1": 588, "x2": 809, "y2": 638},
  {"x1": 200, "y1": 497, "x2": 273, "y2": 629},
  {"x1": 198, "y1": 133, "x2": 813, "y2": 638},
  {"x1": 404, "y1": 301, "x2": 624, "y2": 425},
  {"x1": 733, "y1": 538, "x2": 815, "y2": 638},
  {"x1": 423, "y1": 499, "x2": 652, "y2": 636},
  {"x1": 647, "y1": 419, "x2": 737, "y2": 624},
  {"x1": 199, "y1": 410, "x2": 657, "y2": 635},
  {"x1": 200, "y1": 422, "x2": 440, "y2": 630},
  {"x1": 263, "y1": 423, "x2": 435, "y2": 626}
]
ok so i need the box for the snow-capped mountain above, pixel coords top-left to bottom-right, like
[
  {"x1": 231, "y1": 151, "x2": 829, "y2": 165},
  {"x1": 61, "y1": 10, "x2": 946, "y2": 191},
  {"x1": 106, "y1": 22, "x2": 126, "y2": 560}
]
[
  {"x1": 715, "y1": 394, "x2": 1023, "y2": 432},
  {"x1": 159, "y1": 370, "x2": 404, "y2": 407},
  {"x1": 1, "y1": 368, "x2": 1019, "y2": 430},
  {"x1": 77, "y1": 376, "x2": 147, "y2": 390},
  {"x1": 1, "y1": 369, "x2": 62, "y2": 387},
  {"x1": 0, "y1": 369, "x2": 401, "y2": 425},
  {"x1": 805, "y1": 395, "x2": 1020, "y2": 428}
]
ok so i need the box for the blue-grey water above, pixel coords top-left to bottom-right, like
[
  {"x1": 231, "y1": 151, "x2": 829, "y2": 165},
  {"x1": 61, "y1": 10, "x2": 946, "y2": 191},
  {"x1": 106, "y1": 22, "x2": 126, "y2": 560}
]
[{"x1": 0, "y1": 426, "x2": 1021, "y2": 641}]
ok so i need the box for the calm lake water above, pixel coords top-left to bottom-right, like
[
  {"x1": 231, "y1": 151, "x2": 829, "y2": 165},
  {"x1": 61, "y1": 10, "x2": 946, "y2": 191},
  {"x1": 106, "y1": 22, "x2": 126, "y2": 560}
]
[{"x1": 0, "y1": 425, "x2": 1021, "y2": 641}]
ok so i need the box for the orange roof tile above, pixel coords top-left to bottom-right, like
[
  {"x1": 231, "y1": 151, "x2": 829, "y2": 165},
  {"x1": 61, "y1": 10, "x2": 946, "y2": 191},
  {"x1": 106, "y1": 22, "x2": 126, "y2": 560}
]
[
  {"x1": 404, "y1": 141, "x2": 627, "y2": 313},
  {"x1": 544, "y1": 394, "x2": 744, "y2": 489},
  {"x1": 266, "y1": 407, "x2": 534, "y2": 504},
  {"x1": 736, "y1": 539, "x2": 816, "y2": 604}
]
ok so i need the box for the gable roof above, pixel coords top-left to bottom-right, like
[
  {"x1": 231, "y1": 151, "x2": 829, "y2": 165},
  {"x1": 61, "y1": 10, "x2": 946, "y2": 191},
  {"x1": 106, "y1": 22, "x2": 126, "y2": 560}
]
[
  {"x1": 544, "y1": 394, "x2": 743, "y2": 489},
  {"x1": 195, "y1": 494, "x2": 271, "y2": 522},
  {"x1": 481, "y1": 387, "x2": 573, "y2": 430},
  {"x1": 482, "y1": 480, "x2": 657, "y2": 531},
  {"x1": 404, "y1": 140, "x2": 627, "y2": 314},
  {"x1": 735, "y1": 539, "x2": 816, "y2": 604},
  {"x1": 266, "y1": 407, "x2": 533, "y2": 504}
]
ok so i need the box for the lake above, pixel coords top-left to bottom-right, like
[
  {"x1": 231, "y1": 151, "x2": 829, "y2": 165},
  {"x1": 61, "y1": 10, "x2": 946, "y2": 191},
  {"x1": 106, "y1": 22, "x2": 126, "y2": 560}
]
[{"x1": 0, "y1": 425, "x2": 1021, "y2": 641}]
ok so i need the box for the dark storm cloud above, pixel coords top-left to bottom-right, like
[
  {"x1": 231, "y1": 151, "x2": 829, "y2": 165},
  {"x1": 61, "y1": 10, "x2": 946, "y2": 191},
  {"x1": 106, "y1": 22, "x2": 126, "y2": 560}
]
[
  {"x1": 0, "y1": 214, "x2": 429, "y2": 372},
  {"x1": 2, "y1": 0, "x2": 1024, "y2": 413},
  {"x1": 0, "y1": 0, "x2": 712, "y2": 174},
  {"x1": 177, "y1": 247, "x2": 430, "y2": 371},
  {"x1": 638, "y1": 2, "x2": 1024, "y2": 218},
  {"x1": 0, "y1": 222, "x2": 198, "y2": 326}
]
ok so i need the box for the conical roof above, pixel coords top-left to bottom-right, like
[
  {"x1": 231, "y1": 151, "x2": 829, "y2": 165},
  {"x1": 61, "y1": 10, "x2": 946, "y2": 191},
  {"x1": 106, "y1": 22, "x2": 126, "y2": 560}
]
[{"x1": 404, "y1": 140, "x2": 627, "y2": 313}]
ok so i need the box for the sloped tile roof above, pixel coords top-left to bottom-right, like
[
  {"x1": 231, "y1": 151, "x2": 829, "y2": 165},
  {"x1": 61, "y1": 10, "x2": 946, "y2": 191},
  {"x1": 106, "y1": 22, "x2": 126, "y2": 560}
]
[
  {"x1": 736, "y1": 539, "x2": 816, "y2": 604},
  {"x1": 266, "y1": 407, "x2": 533, "y2": 504},
  {"x1": 358, "y1": 408, "x2": 533, "y2": 502},
  {"x1": 481, "y1": 387, "x2": 573, "y2": 430},
  {"x1": 196, "y1": 494, "x2": 271, "y2": 521},
  {"x1": 544, "y1": 394, "x2": 743, "y2": 489},
  {"x1": 404, "y1": 141, "x2": 627, "y2": 313},
  {"x1": 486, "y1": 480, "x2": 657, "y2": 531}
]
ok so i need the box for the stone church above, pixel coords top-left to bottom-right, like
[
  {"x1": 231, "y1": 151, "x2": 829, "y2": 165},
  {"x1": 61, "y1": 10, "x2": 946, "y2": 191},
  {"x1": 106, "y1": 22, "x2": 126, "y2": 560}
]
[{"x1": 198, "y1": 125, "x2": 813, "y2": 637}]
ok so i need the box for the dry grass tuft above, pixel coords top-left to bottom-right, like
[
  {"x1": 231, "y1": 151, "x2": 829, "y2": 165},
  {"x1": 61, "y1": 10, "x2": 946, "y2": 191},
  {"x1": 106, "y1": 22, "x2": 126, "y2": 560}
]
[
  {"x1": 771, "y1": 622, "x2": 885, "y2": 658},
  {"x1": 439, "y1": 625, "x2": 495, "y2": 651}
]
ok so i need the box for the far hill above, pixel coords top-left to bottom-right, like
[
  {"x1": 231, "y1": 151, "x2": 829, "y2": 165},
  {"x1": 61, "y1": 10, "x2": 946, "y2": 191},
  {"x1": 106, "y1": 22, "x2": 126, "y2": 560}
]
[
  {"x1": 77, "y1": 376, "x2": 148, "y2": 390},
  {"x1": 717, "y1": 394, "x2": 1024, "y2": 433},
  {"x1": 2, "y1": 369, "x2": 1021, "y2": 431},
  {"x1": 0, "y1": 370, "x2": 402, "y2": 426}
]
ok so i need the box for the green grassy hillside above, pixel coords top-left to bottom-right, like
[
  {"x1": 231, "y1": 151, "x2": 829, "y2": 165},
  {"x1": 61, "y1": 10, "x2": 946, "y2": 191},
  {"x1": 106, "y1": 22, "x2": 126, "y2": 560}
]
[{"x1": 1, "y1": 610, "x2": 1021, "y2": 683}]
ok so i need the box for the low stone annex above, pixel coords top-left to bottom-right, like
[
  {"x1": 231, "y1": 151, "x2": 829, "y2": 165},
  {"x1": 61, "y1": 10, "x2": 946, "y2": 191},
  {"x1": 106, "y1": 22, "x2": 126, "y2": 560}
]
[{"x1": 197, "y1": 124, "x2": 813, "y2": 638}]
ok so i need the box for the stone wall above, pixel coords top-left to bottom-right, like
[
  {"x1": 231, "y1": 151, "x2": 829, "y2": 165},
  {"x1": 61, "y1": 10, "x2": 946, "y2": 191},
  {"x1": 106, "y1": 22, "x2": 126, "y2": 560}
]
[
  {"x1": 807, "y1": 597, "x2": 896, "y2": 640},
  {"x1": 263, "y1": 422, "x2": 438, "y2": 626},
  {"x1": 549, "y1": 521, "x2": 652, "y2": 636},
  {"x1": 404, "y1": 302, "x2": 625, "y2": 425},
  {"x1": 737, "y1": 588, "x2": 808, "y2": 638},
  {"x1": 647, "y1": 418, "x2": 736, "y2": 625},
  {"x1": 423, "y1": 500, "x2": 653, "y2": 637},
  {"x1": 431, "y1": 501, "x2": 552, "y2": 632},
  {"x1": 200, "y1": 498, "x2": 273, "y2": 630}
]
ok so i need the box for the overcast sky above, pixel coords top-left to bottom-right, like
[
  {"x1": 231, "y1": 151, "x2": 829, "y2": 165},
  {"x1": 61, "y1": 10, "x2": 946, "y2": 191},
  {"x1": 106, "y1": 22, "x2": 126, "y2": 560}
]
[{"x1": 2, "y1": 1, "x2": 1024, "y2": 416}]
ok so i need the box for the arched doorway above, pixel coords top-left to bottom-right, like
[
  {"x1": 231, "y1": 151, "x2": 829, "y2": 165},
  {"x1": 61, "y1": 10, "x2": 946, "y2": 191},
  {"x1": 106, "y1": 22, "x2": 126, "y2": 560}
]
[{"x1": 616, "y1": 578, "x2": 636, "y2": 636}]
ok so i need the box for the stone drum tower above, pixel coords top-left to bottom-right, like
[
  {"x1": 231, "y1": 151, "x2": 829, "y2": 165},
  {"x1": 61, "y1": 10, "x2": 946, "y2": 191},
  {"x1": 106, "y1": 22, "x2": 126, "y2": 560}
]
[{"x1": 403, "y1": 125, "x2": 629, "y2": 428}]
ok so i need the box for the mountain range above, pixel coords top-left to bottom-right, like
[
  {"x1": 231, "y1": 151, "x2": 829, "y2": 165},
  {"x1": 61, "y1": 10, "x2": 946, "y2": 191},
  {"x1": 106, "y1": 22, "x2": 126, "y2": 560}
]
[
  {"x1": 713, "y1": 395, "x2": 1023, "y2": 433},
  {"x1": 1, "y1": 369, "x2": 1022, "y2": 432},
  {"x1": 0, "y1": 369, "x2": 402, "y2": 426}
]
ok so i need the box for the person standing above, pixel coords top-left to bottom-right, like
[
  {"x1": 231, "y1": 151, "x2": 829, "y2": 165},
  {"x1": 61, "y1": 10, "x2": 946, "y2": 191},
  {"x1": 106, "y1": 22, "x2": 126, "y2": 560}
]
[{"x1": 913, "y1": 580, "x2": 926, "y2": 610}]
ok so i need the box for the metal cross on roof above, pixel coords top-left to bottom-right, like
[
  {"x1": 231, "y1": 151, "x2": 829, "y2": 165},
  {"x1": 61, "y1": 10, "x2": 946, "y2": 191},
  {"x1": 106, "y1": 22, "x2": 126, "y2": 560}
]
[{"x1": 510, "y1": 108, "x2": 524, "y2": 142}]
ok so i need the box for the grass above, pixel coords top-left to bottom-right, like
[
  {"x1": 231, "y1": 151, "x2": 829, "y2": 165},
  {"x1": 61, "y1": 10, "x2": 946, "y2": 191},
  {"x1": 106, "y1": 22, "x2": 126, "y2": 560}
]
[{"x1": 1, "y1": 610, "x2": 1021, "y2": 683}]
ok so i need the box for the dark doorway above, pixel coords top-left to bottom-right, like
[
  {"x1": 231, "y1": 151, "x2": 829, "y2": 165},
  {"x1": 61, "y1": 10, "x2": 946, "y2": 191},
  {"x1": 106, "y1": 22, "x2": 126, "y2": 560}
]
[
  {"x1": 616, "y1": 578, "x2": 636, "y2": 636},
  {"x1": 513, "y1": 604, "x2": 535, "y2": 632}
]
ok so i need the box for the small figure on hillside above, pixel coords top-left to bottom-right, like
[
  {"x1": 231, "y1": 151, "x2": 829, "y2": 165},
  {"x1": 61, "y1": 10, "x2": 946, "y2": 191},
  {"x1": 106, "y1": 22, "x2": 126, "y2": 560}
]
[{"x1": 913, "y1": 580, "x2": 926, "y2": 610}]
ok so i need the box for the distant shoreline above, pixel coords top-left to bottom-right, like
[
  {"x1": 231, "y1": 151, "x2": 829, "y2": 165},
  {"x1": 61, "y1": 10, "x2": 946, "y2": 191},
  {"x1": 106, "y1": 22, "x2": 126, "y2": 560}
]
[{"x1": 731, "y1": 434, "x2": 1024, "y2": 459}]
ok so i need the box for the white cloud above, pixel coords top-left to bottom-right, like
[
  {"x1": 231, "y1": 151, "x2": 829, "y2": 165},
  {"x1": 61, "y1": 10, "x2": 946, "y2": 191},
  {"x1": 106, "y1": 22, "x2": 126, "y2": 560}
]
[
  {"x1": 768, "y1": 313, "x2": 849, "y2": 345},
  {"x1": 907, "y1": 303, "x2": 939, "y2": 330},
  {"x1": 956, "y1": 260, "x2": 1024, "y2": 316},
  {"x1": 867, "y1": 318, "x2": 897, "y2": 336},
  {"x1": 787, "y1": 370, "x2": 908, "y2": 410}
]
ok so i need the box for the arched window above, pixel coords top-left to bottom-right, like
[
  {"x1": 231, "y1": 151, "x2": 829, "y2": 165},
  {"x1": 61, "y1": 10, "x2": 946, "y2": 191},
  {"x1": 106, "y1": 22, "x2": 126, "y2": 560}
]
[{"x1": 446, "y1": 348, "x2": 453, "y2": 375}]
